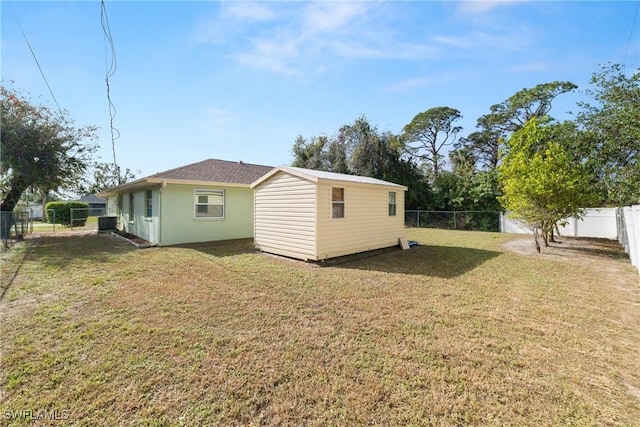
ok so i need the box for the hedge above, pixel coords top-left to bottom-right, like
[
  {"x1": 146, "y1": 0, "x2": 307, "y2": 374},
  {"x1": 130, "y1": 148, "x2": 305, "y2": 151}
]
[{"x1": 45, "y1": 202, "x2": 89, "y2": 226}]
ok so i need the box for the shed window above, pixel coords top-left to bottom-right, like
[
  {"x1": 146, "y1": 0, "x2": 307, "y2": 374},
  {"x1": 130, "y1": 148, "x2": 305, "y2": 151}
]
[
  {"x1": 388, "y1": 192, "x2": 397, "y2": 216},
  {"x1": 145, "y1": 190, "x2": 153, "y2": 217},
  {"x1": 332, "y1": 187, "x2": 344, "y2": 219},
  {"x1": 129, "y1": 193, "x2": 134, "y2": 218},
  {"x1": 195, "y1": 189, "x2": 224, "y2": 218}
]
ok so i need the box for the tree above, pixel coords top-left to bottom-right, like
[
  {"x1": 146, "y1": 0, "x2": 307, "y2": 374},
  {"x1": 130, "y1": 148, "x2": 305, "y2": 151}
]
[
  {"x1": 291, "y1": 135, "x2": 329, "y2": 170},
  {"x1": 498, "y1": 117, "x2": 597, "y2": 252},
  {"x1": 577, "y1": 63, "x2": 640, "y2": 205},
  {"x1": 76, "y1": 162, "x2": 138, "y2": 196},
  {"x1": 482, "y1": 81, "x2": 577, "y2": 134},
  {"x1": 289, "y1": 116, "x2": 432, "y2": 209},
  {"x1": 402, "y1": 107, "x2": 462, "y2": 180},
  {"x1": 456, "y1": 81, "x2": 577, "y2": 176},
  {"x1": 1, "y1": 85, "x2": 97, "y2": 212},
  {"x1": 454, "y1": 127, "x2": 501, "y2": 171}
]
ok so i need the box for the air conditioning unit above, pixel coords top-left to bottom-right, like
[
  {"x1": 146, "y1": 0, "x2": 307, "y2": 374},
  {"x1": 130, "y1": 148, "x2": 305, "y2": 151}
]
[{"x1": 98, "y1": 216, "x2": 118, "y2": 233}]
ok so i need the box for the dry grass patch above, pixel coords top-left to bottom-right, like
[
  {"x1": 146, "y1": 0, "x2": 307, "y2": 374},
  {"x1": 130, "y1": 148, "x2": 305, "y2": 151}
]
[{"x1": 1, "y1": 229, "x2": 639, "y2": 426}]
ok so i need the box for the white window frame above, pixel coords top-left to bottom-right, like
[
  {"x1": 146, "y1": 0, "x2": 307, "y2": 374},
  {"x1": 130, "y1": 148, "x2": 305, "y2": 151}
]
[
  {"x1": 332, "y1": 187, "x2": 345, "y2": 219},
  {"x1": 128, "y1": 193, "x2": 135, "y2": 218},
  {"x1": 145, "y1": 190, "x2": 153, "y2": 218},
  {"x1": 388, "y1": 191, "x2": 397, "y2": 216},
  {"x1": 194, "y1": 189, "x2": 225, "y2": 219}
]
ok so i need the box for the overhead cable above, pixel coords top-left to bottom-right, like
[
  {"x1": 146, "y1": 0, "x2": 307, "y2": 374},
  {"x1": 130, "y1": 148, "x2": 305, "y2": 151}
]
[
  {"x1": 9, "y1": 1, "x2": 63, "y2": 115},
  {"x1": 623, "y1": 1, "x2": 640, "y2": 67},
  {"x1": 101, "y1": 0, "x2": 122, "y2": 184}
]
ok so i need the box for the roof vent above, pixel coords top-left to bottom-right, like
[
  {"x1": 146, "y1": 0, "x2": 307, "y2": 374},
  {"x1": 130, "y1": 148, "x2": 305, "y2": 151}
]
[{"x1": 238, "y1": 160, "x2": 244, "y2": 164}]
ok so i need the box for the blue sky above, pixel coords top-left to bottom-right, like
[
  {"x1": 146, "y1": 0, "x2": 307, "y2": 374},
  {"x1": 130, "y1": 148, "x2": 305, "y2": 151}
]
[{"x1": 2, "y1": 1, "x2": 639, "y2": 178}]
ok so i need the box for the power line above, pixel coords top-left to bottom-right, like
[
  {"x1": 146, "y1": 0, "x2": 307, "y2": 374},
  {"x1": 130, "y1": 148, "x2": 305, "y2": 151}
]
[
  {"x1": 8, "y1": 1, "x2": 63, "y2": 115},
  {"x1": 101, "y1": 0, "x2": 122, "y2": 184},
  {"x1": 623, "y1": 0, "x2": 640, "y2": 67}
]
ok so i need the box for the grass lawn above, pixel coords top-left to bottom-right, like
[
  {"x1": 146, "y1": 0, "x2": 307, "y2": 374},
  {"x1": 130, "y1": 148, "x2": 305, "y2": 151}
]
[
  {"x1": 1, "y1": 229, "x2": 639, "y2": 426},
  {"x1": 29, "y1": 216, "x2": 100, "y2": 234}
]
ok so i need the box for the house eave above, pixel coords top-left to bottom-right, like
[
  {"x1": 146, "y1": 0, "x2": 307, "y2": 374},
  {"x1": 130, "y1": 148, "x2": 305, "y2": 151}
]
[{"x1": 99, "y1": 178, "x2": 251, "y2": 197}]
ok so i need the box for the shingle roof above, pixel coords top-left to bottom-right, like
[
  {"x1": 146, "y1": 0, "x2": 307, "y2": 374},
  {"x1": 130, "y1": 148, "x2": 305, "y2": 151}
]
[
  {"x1": 76, "y1": 194, "x2": 106, "y2": 204},
  {"x1": 148, "y1": 159, "x2": 273, "y2": 185}
]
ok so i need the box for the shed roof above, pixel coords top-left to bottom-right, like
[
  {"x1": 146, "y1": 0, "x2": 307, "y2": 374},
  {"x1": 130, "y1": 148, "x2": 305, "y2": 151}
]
[
  {"x1": 251, "y1": 166, "x2": 408, "y2": 190},
  {"x1": 100, "y1": 159, "x2": 274, "y2": 196}
]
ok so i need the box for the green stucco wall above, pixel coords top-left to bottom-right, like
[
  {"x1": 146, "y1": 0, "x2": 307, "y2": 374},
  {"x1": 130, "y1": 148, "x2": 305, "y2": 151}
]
[
  {"x1": 121, "y1": 187, "x2": 161, "y2": 244},
  {"x1": 159, "y1": 184, "x2": 254, "y2": 246}
]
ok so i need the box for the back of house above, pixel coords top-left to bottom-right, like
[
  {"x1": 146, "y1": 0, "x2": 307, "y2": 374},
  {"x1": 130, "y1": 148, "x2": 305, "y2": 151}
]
[{"x1": 100, "y1": 159, "x2": 273, "y2": 246}]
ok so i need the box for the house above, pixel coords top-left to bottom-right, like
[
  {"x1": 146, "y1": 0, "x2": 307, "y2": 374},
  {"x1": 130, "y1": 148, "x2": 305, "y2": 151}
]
[
  {"x1": 99, "y1": 159, "x2": 273, "y2": 246},
  {"x1": 251, "y1": 166, "x2": 408, "y2": 261},
  {"x1": 76, "y1": 194, "x2": 107, "y2": 216}
]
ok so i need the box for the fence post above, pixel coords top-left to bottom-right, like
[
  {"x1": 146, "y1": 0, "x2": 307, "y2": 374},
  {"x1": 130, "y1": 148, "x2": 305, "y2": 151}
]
[{"x1": 417, "y1": 211, "x2": 420, "y2": 228}]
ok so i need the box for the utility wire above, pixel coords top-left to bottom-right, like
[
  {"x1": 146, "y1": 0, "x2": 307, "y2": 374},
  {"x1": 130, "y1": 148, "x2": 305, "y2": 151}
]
[
  {"x1": 101, "y1": 0, "x2": 122, "y2": 184},
  {"x1": 623, "y1": 0, "x2": 640, "y2": 67},
  {"x1": 8, "y1": 1, "x2": 63, "y2": 115}
]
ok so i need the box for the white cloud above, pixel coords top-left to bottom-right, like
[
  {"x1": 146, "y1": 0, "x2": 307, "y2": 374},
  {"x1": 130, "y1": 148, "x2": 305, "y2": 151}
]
[
  {"x1": 432, "y1": 29, "x2": 529, "y2": 53},
  {"x1": 194, "y1": 2, "x2": 277, "y2": 44},
  {"x1": 456, "y1": 1, "x2": 526, "y2": 16},
  {"x1": 224, "y1": 2, "x2": 275, "y2": 22},
  {"x1": 213, "y1": 2, "x2": 404, "y2": 75},
  {"x1": 332, "y1": 39, "x2": 438, "y2": 61},
  {"x1": 301, "y1": 2, "x2": 367, "y2": 36},
  {"x1": 205, "y1": 107, "x2": 238, "y2": 126},
  {"x1": 506, "y1": 61, "x2": 553, "y2": 73},
  {"x1": 383, "y1": 77, "x2": 434, "y2": 93},
  {"x1": 233, "y1": 34, "x2": 300, "y2": 76},
  {"x1": 196, "y1": 1, "x2": 527, "y2": 77}
]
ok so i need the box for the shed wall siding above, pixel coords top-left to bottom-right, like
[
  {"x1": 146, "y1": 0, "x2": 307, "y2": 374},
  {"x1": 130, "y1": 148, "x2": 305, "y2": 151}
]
[
  {"x1": 316, "y1": 182, "x2": 405, "y2": 259},
  {"x1": 254, "y1": 172, "x2": 317, "y2": 260}
]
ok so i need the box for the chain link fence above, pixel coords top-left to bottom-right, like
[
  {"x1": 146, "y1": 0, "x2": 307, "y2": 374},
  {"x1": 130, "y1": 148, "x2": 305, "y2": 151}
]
[
  {"x1": 1, "y1": 211, "x2": 32, "y2": 249},
  {"x1": 70, "y1": 207, "x2": 106, "y2": 231},
  {"x1": 405, "y1": 210, "x2": 501, "y2": 232}
]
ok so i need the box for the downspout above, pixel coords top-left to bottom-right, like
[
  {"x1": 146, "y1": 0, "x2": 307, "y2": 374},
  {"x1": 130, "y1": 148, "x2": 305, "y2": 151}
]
[{"x1": 158, "y1": 180, "x2": 166, "y2": 245}]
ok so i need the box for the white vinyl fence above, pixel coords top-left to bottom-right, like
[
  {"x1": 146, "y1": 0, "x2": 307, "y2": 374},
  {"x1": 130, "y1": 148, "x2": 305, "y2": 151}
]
[
  {"x1": 501, "y1": 206, "x2": 640, "y2": 275},
  {"x1": 618, "y1": 205, "x2": 640, "y2": 274},
  {"x1": 500, "y1": 208, "x2": 618, "y2": 238}
]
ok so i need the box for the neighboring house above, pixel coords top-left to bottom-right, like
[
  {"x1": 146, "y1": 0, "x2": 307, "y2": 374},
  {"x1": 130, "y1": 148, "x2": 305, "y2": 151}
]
[
  {"x1": 76, "y1": 194, "x2": 107, "y2": 216},
  {"x1": 251, "y1": 166, "x2": 407, "y2": 261},
  {"x1": 99, "y1": 159, "x2": 273, "y2": 246},
  {"x1": 25, "y1": 203, "x2": 44, "y2": 220}
]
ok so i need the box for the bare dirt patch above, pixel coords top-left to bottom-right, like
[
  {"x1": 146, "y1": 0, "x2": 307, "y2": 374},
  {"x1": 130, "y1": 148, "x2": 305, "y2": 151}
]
[{"x1": 503, "y1": 235, "x2": 633, "y2": 271}]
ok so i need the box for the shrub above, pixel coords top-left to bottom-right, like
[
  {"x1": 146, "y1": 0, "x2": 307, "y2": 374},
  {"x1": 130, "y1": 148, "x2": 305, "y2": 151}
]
[{"x1": 45, "y1": 202, "x2": 89, "y2": 226}]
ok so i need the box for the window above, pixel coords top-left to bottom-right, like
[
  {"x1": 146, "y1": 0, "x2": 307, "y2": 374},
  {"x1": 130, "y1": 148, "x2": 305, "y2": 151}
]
[
  {"x1": 129, "y1": 193, "x2": 134, "y2": 218},
  {"x1": 332, "y1": 187, "x2": 344, "y2": 218},
  {"x1": 146, "y1": 190, "x2": 153, "y2": 217},
  {"x1": 195, "y1": 189, "x2": 224, "y2": 218},
  {"x1": 388, "y1": 192, "x2": 397, "y2": 216}
]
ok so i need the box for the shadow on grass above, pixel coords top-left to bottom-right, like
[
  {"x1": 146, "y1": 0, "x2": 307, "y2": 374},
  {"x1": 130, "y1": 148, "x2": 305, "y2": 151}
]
[
  {"x1": 550, "y1": 237, "x2": 629, "y2": 261},
  {"x1": 0, "y1": 242, "x2": 32, "y2": 301},
  {"x1": 182, "y1": 239, "x2": 501, "y2": 279},
  {"x1": 328, "y1": 244, "x2": 502, "y2": 279},
  {"x1": 21, "y1": 233, "x2": 135, "y2": 270},
  {"x1": 23, "y1": 233, "x2": 499, "y2": 280},
  {"x1": 176, "y1": 238, "x2": 257, "y2": 258}
]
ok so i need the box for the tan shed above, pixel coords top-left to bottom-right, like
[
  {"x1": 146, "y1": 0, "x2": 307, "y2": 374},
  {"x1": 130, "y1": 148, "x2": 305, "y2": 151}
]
[{"x1": 250, "y1": 166, "x2": 408, "y2": 261}]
